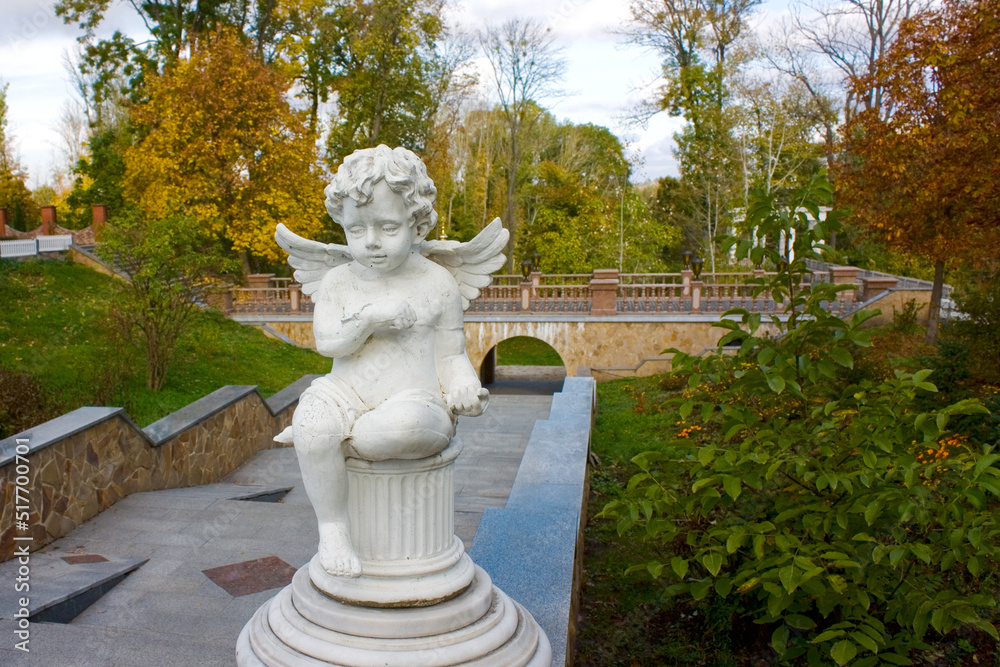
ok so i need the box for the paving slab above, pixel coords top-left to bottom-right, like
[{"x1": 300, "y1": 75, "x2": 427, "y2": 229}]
[{"x1": 0, "y1": 393, "x2": 551, "y2": 666}]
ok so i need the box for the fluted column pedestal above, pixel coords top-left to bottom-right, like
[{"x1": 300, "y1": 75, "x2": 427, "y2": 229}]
[{"x1": 237, "y1": 438, "x2": 551, "y2": 666}]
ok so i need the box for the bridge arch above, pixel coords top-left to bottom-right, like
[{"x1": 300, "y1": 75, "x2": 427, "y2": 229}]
[
  {"x1": 466, "y1": 322, "x2": 581, "y2": 379},
  {"x1": 464, "y1": 318, "x2": 740, "y2": 379},
  {"x1": 477, "y1": 334, "x2": 567, "y2": 384}
]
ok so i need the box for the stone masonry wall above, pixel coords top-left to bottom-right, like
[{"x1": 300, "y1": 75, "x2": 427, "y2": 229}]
[
  {"x1": 857, "y1": 290, "x2": 933, "y2": 328},
  {"x1": 0, "y1": 380, "x2": 309, "y2": 562}
]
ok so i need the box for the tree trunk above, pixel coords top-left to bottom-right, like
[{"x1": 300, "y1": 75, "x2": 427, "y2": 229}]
[
  {"x1": 924, "y1": 260, "x2": 945, "y2": 345},
  {"x1": 504, "y1": 120, "x2": 519, "y2": 274},
  {"x1": 239, "y1": 249, "x2": 252, "y2": 277}
]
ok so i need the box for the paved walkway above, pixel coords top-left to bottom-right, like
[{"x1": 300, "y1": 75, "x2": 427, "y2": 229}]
[{"x1": 0, "y1": 392, "x2": 552, "y2": 666}]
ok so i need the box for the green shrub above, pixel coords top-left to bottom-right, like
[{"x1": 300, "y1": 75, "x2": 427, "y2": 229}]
[
  {"x1": 947, "y1": 270, "x2": 1000, "y2": 384},
  {"x1": 0, "y1": 367, "x2": 63, "y2": 439},
  {"x1": 890, "y1": 299, "x2": 922, "y2": 335},
  {"x1": 602, "y1": 173, "x2": 998, "y2": 666}
]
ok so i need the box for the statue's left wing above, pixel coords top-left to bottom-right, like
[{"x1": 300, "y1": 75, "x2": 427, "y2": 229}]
[
  {"x1": 275, "y1": 223, "x2": 353, "y2": 296},
  {"x1": 420, "y1": 218, "x2": 509, "y2": 309}
]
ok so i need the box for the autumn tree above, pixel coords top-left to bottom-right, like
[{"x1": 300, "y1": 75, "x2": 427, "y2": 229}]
[
  {"x1": 123, "y1": 31, "x2": 326, "y2": 270},
  {"x1": 0, "y1": 82, "x2": 38, "y2": 231},
  {"x1": 838, "y1": 0, "x2": 1000, "y2": 343},
  {"x1": 479, "y1": 18, "x2": 566, "y2": 272}
]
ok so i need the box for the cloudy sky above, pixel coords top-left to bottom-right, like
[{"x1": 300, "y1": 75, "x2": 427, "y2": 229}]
[{"x1": 0, "y1": 0, "x2": 785, "y2": 188}]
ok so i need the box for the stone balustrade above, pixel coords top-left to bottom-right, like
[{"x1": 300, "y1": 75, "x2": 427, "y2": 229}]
[{"x1": 223, "y1": 266, "x2": 882, "y2": 317}]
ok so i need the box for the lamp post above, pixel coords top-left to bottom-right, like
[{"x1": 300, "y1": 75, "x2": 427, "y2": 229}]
[
  {"x1": 691, "y1": 256, "x2": 704, "y2": 280},
  {"x1": 520, "y1": 259, "x2": 533, "y2": 282},
  {"x1": 691, "y1": 256, "x2": 705, "y2": 312},
  {"x1": 682, "y1": 250, "x2": 693, "y2": 270}
]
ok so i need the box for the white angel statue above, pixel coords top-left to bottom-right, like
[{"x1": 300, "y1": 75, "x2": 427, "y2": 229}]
[{"x1": 273, "y1": 145, "x2": 508, "y2": 578}]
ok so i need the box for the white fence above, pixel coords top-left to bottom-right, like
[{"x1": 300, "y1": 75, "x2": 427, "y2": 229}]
[{"x1": 1, "y1": 235, "x2": 73, "y2": 258}]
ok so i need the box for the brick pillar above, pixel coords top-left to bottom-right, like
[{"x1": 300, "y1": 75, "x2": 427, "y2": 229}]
[
  {"x1": 862, "y1": 275, "x2": 898, "y2": 300},
  {"x1": 0, "y1": 207, "x2": 8, "y2": 235},
  {"x1": 829, "y1": 266, "x2": 860, "y2": 302},
  {"x1": 247, "y1": 273, "x2": 275, "y2": 289},
  {"x1": 590, "y1": 268, "x2": 619, "y2": 316},
  {"x1": 681, "y1": 268, "x2": 693, "y2": 296},
  {"x1": 92, "y1": 204, "x2": 107, "y2": 231},
  {"x1": 520, "y1": 281, "x2": 531, "y2": 311},
  {"x1": 40, "y1": 206, "x2": 57, "y2": 236},
  {"x1": 691, "y1": 280, "x2": 703, "y2": 312},
  {"x1": 289, "y1": 283, "x2": 301, "y2": 312}
]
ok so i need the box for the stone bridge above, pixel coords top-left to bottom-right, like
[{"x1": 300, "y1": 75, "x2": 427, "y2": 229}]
[{"x1": 225, "y1": 266, "x2": 935, "y2": 381}]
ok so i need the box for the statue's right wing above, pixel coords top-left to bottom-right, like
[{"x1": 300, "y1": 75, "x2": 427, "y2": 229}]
[
  {"x1": 420, "y1": 218, "x2": 509, "y2": 309},
  {"x1": 274, "y1": 223, "x2": 353, "y2": 296}
]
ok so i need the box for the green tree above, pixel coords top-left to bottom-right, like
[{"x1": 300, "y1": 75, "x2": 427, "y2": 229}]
[
  {"x1": 518, "y1": 122, "x2": 678, "y2": 272},
  {"x1": 66, "y1": 123, "x2": 131, "y2": 224},
  {"x1": 479, "y1": 17, "x2": 566, "y2": 272},
  {"x1": 324, "y1": 0, "x2": 450, "y2": 164},
  {"x1": 626, "y1": 0, "x2": 762, "y2": 272},
  {"x1": 56, "y1": 0, "x2": 291, "y2": 66},
  {"x1": 648, "y1": 176, "x2": 701, "y2": 260},
  {"x1": 731, "y1": 74, "x2": 826, "y2": 204},
  {"x1": 97, "y1": 208, "x2": 239, "y2": 391}
]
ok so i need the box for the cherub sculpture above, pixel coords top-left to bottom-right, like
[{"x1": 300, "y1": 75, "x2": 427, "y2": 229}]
[{"x1": 274, "y1": 145, "x2": 508, "y2": 578}]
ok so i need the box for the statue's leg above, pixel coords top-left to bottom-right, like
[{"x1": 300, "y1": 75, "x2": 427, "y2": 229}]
[
  {"x1": 291, "y1": 393, "x2": 362, "y2": 578},
  {"x1": 350, "y1": 391, "x2": 455, "y2": 461}
]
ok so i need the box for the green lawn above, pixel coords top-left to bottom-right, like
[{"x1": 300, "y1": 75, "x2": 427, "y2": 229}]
[
  {"x1": 577, "y1": 376, "x2": 741, "y2": 665},
  {"x1": 0, "y1": 258, "x2": 329, "y2": 433},
  {"x1": 495, "y1": 335, "x2": 563, "y2": 366}
]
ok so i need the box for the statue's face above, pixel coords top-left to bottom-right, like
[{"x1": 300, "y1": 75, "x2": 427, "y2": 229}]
[{"x1": 343, "y1": 180, "x2": 416, "y2": 273}]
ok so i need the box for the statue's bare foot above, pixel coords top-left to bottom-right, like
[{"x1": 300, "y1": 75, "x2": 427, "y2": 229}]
[{"x1": 318, "y1": 523, "x2": 361, "y2": 577}]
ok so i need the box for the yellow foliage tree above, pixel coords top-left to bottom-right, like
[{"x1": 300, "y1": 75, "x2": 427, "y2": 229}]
[{"x1": 124, "y1": 31, "x2": 326, "y2": 268}]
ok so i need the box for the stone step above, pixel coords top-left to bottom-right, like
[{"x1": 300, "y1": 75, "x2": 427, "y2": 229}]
[{"x1": 0, "y1": 551, "x2": 147, "y2": 624}]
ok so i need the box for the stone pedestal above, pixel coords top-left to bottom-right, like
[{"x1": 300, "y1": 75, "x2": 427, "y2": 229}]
[{"x1": 237, "y1": 439, "x2": 551, "y2": 666}]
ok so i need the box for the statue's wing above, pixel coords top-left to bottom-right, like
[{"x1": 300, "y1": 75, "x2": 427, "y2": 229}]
[
  {"x1": 420, "y1": 218, "x2": 509, "y2": 309},
  {"x1": 275, "y1": 223, "x2": 353, "y2": 296}
]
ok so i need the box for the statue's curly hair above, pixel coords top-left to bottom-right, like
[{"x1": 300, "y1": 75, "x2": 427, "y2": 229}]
[{"x1": 324, "y1": 145, "x2": 437, "y2": 233}]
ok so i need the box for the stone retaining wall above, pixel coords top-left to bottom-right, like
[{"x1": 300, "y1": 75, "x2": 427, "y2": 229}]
[
  {"x1": 855, "y1": 289, "x2": 934, "y2": 328},
  {"x1": 0, "y1": 376, "x2": 318, "y2": 562}
]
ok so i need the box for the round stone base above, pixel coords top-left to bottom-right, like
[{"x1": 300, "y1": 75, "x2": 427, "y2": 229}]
[
  {"x1": 237, "y1": 564, "x2": 551, "y2": 667},
  {"x1": 309, "y1": 542, "x2": 476, "y2": 608}
]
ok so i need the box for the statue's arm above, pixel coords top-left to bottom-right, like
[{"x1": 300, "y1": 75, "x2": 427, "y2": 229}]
[
  {"x1": 435, "y1": 289, "x2": 485, "y2": 415},
  {"x1": 313, "y1": 283, "x2": 416, "y2": 359},
  {"x1": 313, "y1": 295, "x2": 374, "y2": 358}
]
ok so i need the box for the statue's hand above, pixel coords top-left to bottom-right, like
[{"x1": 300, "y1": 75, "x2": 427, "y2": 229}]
[
  {"x1": 365, "y1": 300, "x2": 416, "y2": 331},
  {"x1": 447, "y1": 386, "x2": 489, "y2": 417}
]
